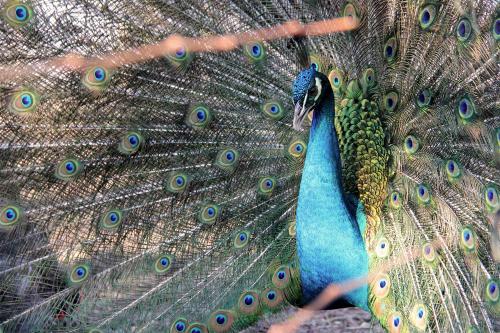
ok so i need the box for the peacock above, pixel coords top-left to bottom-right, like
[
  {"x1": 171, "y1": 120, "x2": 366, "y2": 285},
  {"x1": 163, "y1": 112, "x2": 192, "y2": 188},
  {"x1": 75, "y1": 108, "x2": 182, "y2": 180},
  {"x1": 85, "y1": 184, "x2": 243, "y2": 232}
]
[{"x1": 0, "y1": 0, "x2": 499, "y2": 332}]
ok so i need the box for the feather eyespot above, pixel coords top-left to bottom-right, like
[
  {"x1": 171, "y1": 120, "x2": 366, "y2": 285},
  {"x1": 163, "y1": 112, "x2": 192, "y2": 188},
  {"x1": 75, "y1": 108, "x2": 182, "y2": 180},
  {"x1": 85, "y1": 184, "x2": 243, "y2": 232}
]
[
  {"x1": 186, "y1": 104, "x2": 212, "y2": 129},
  {"x1": 389, "y1": 191, "x2": 402, "y2": 209},
  {"x1": 384, "y1": 37, "x2": 398, "y2": 63},
  {"x1": 187, "y1": 323, "x2": 208, "y2": 333},
  {"x1": 0, "y1": 204, "x2": 22, "y2": 228},
  {"x1": 100, "y1": 208, "x2": 123, "y2": 230},
  {"x1": 286, "y1": 139, "x2": 307, "y2": 159},
  {"x1": 410, "y1": 303, "x2": 427, "y2": 330},
  {"x1": 404, "y1": 135, "x2": 419, "y2": 155},
  {"x1": 416, "y1": 184, "x2": 431, "y2": 205},
  {"x1": 375, "y1": 237, "x2": 390, "y2": 258},
  {"x1": 261, "y1": 100, "x2": 285, "y2": 120},
  {"x1": 118, "y1": 131, "x2": 143, "y2": 155},
  {"x1": 421, "y1": 242, "x2": 437, "y2": 263},
  {"x1": 485, "y1": 279, "x2": 499, "y2": 303},
  {"x1": 484, "y1": 186, "x2": 498, "y2": 212},
  {"x1": 4, "y1": 2, "x2": 33, "y2": 26},
  {"x1": 387, "y1": 312, "x2": 403, "y2": 333},
  {"x1": 9, "y1": 89, "x2": 39, "y2": 114},
  {"x1": 198, "y1": 203, "x2": 220, "y2": 225},
  {"x1": 55, "y1": 158, "x2": 82, "y2": 181},
  {"x1": 372, "y1": 273, "x2": 391, "y2": 298},
  {"x1": 456, "y1": 18, "x2": 472, "y2": 42},
  {"x1": 445, "y1": 160, "x2": 461, "y2": 181},
  {"x1": 69, "y1": 264, "x2": 90, "y2": 285},
  {"x1": 208, "y1": 310, "x2": 234, "y2": 333},
  {"x1": 215, "y1": 148, "x2": 239, "y2": 173},
  {"x1": 457, "y1": 97, "x2": 475, "y2": 122},
  {"x1": 82, "y1": 66, "x2": 111, "y2": 91},
  {"x1": 419, "y1": 4, "x2": 437, "y2": 30},
  {"x1": 154, "y1": 254, "x2": 172, "y2": 274},
  {"x1": 244, "y1": 42, "x2": 265, "y2": 62},
  {"x1": 272, "y1": 265, "x2": 292, "y2": 289},
  {"x1": 343, "y1": 2, "x2": 360, "y2": 22},
  {"x1": 238, "y1": 291, "x2": 260, "y2": 314},
  {"x1": 416, "y1": 89, "x2": 431, "y2": 108},
  {"x1": 234, "y1": 231, "x2": 250, "y2": 248},
  {"x1": 492, "y1": 16, "x2": 499, "y2": 41},
  {"x1": 165, "y1": 172, "x2": 189, "y2": 193},
  {"x1": 460, "y1": 227, "x2": 476, "y2": 253},
  {"x1": 258, "y1": 177, "x2": 276, "y2": 196},
  {"x1": 171, "y1": 318, "x2": 188, "y2": 333},
  {"x1": 261, "y1": 288, "x2": 284, "y2": 308},
  {"x1": 328, "y1": 68, "x2": 344, "y2": 94},
  {"x1": 384, "y1": 91, "x2": 399, "y2": 112}
]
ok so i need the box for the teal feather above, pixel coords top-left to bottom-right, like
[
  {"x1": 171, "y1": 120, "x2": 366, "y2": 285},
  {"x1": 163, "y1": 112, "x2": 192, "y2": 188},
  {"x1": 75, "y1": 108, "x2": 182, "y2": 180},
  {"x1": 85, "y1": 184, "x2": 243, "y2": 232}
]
[{"x1": 0, "y1": 1, "x2": 498, "y2": 333}]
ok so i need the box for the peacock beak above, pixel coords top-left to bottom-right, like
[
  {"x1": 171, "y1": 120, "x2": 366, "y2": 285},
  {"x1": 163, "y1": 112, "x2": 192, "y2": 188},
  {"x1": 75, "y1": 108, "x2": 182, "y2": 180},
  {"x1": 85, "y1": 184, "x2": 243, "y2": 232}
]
[{"x1": 293, "y1": 92, "x2": 315, "y2": 130}]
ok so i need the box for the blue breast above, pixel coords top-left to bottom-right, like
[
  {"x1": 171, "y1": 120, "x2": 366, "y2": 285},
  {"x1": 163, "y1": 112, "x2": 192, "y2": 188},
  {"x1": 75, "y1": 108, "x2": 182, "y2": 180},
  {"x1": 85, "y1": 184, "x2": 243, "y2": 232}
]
[{"x1": 296, "y1": 90, "x2": 368, "y2": 310}]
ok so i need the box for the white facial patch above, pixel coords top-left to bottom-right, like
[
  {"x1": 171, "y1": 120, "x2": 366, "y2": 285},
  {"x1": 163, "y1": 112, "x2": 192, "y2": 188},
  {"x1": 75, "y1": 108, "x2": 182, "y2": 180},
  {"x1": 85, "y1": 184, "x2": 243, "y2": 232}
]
[{"x1": 313, "y1": 77, "x2": 322, "y2": 101}]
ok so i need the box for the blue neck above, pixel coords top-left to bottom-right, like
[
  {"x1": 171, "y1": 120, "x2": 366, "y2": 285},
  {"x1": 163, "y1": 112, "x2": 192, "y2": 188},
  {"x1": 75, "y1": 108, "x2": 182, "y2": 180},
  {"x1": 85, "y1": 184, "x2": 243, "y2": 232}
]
[{"x1": 296, "y1": 87, "x2": 368, "y2": 310}]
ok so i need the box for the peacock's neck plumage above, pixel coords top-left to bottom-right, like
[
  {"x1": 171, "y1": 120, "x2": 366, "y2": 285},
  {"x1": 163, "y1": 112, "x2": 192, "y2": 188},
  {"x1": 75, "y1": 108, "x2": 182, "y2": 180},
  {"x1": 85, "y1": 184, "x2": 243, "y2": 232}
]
[{"x1": 296, "y1": 84, "x2": 368, "y2": 310}]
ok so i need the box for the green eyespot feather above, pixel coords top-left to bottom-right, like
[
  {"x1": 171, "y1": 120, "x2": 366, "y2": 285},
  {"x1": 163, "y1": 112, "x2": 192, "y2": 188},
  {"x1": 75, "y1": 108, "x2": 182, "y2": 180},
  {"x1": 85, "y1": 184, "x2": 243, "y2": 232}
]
[
  {"x1": 419, "y1": 4, "x2": 438, "y2": 30},
  {"x1": 410, "y1": 303, "x2": 427, "y2": 331},
  {"x1": 3, "y1": 1, "x2": 33, "y2": 27},
  {"x1": 55, "y1": 158, "x2": 83, "y2": 181},
  {"x1": 261, "y1": 100, "x2": 285, "y2": 120},
  {"x1": 234, "y1": 230, "x2": 250, "y2": 249},
  {"x1": 68, "y1": 263, "x2": 91, "y2": 285},
  {"x1": 261, "y1": 287, "x2": 284, "y2": 308},
  {"x1": 457, "y1": 96, "x2": 476, "y2": 123},
  {"x1": 100, "y1": 208, "x2": 123, "y2": 230},
  {"x1": 118, "y1": 131, "x2": 143, "y2": 155},
  {"x1": 186, "y1": 104, "x2": 213, "y2": 129},
  {"x1": 328, "y1": 68, "x2": 345, "y2": 95},
  {"x1": 82, "y1": 66, "x2": 111, "y2": 92},
  {"x1": 187, "y1": 323, "x2": 208, "y2": 333},
  {"x1": 309, "y1": 54, "x2": 325, "y2": 73},
  {"x1": 238, "y1": 290, "x2": 260, "y2": 314},
  {"x1": 404, "y1": 135, "x2": 420, "y2": 155},
  {"x1": 384, "y1": 37, "x2": 398, "y2": 63},
  {"x1": 343, "y1": 2, "x2": 360, "y2": 23},
  {"x1": 492, "y1": 15, "x2": 499, "y2": 41},
  {"x1": 416, "y1": 88, "x2": 431, "y2": 108},
  {"x1": 171, "y1": 318, "x2": 189, "y2": 333},
  {"x1": 375, "y1": 237, "x2": 390, "y2": 259},
  {"x1": 383, "y1": 91, "x2": 399, "y2": 112},
  {"x1": 244, "y1": 42, "x2": 265, "y2": 63},
  {"x1": 484, "y1": 185, "x2": 498, "y2": 213},
  {"x1": 257, "y1": 177, "x2": 276, "y2": 197},
  {"x1": 361, "y1": 68, "x2": 376, "y2": 89},
  {"x1": 272, "y1": 265, "x2": 292, "y2": 289},
  {"x1": 456, "y1": 17, "x2": 473, "y2": 43},
  {"x1": 484, "y1": 279, "x2": 499, "y2": 310},
  {"x1": 154, "y1": 254, "x2": 173, "y2": 274},
  {"x1": 285, "y1": 138, "x2": 307, "y2": 159},
  {"x1": 215, "y1": 148, "x2": 239, "y2": 173},
  {"x1": 389, "y1": 191, "x2": 402, "y2": 209},
  {"x1": 167, "y1": 47, "x2": 192, "y2": 69},
  {"x1": 421, "y1": 242, "x2": 437, "y2": 264},
  {"x1": 208, "y1": 309, "x2": 234, "y2": 333},
  {"x1": 460, "y1": 226, "x2": 476, "y2": 254},
  {"x1": 9, "y1": 88, "x2": 39, "y2": 114},
  {"x1": 165, "y1": 172, "x2": 189, "y2": 193},
  {"x1": 372, "y1": 273, "x2": 391, "y2": 299},
  {"x1": 198, "y1": 203, "x2": 220, "y2": 225},
  {"x1": 1, "y1": 204, "x2": 22, "y2": 228},
  {"x1": 444, "y1": 159, "x2": 462, "y2": 182},
  {"x1": 416, "y1": 184, "x2": 431, "y2": 205}
]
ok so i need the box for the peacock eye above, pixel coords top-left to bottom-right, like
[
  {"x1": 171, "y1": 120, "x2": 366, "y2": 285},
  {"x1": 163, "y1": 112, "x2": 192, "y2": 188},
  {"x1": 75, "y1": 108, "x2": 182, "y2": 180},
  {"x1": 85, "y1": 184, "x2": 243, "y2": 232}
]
[
  {"x1": 154, "y1": 254, "x2": 173, "y2": 274},
  {"x1": 456, "y1": 18, "x2": 472, "y2": 42}
]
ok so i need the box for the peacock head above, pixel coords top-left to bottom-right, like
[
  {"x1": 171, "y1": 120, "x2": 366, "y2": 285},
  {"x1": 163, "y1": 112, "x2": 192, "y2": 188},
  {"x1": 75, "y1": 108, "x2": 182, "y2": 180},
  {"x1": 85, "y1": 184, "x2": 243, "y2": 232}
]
[{"x1": 292, "y1": 66, "x2": 330, "y2": 130}]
